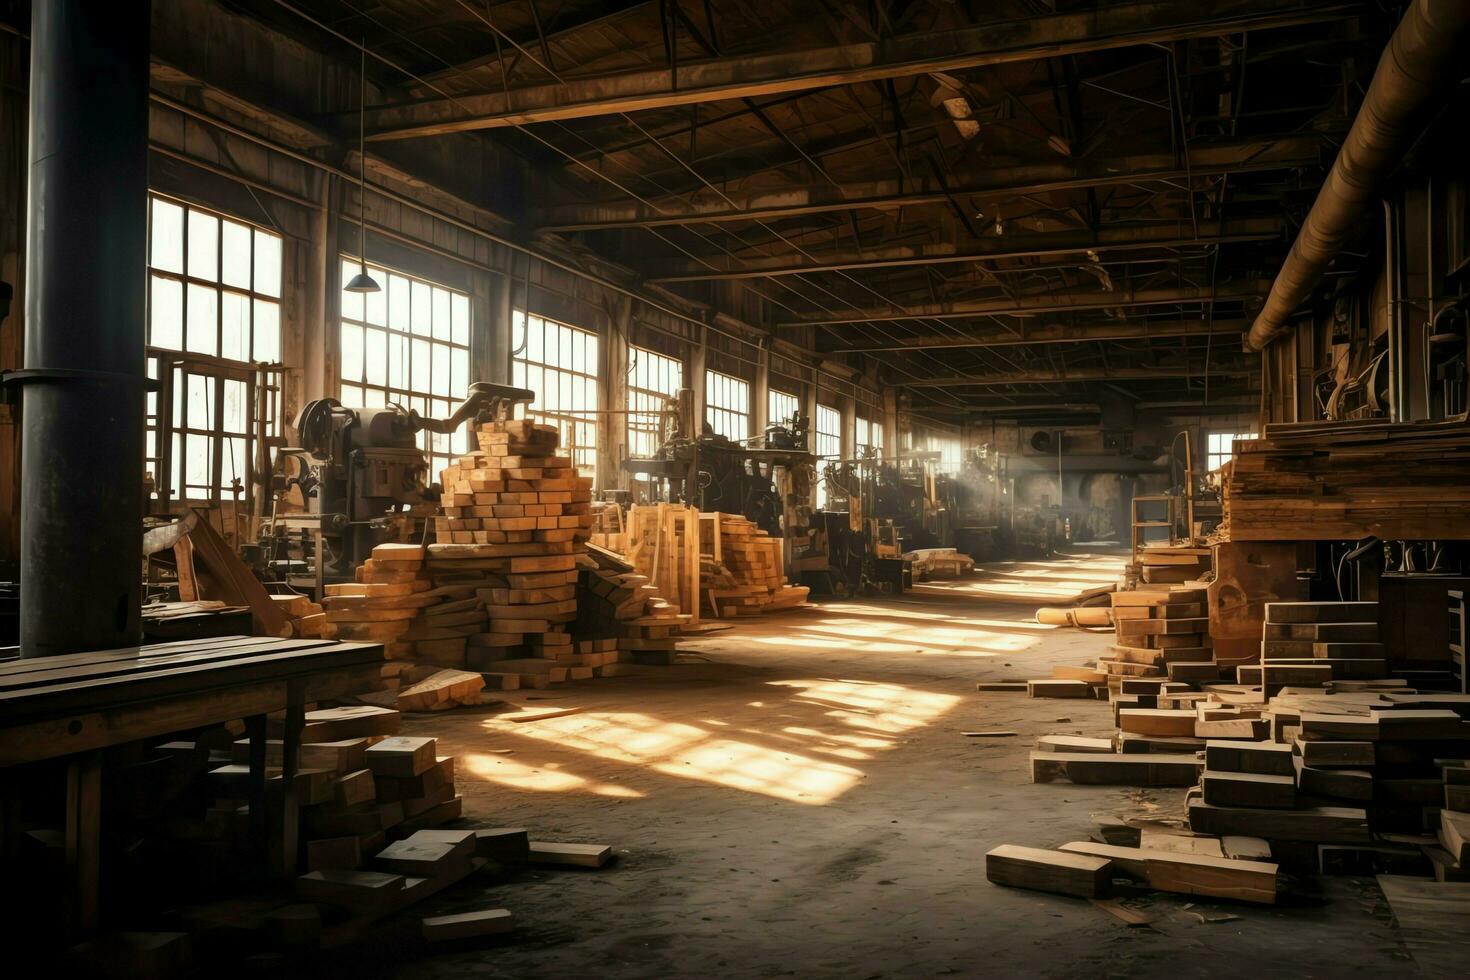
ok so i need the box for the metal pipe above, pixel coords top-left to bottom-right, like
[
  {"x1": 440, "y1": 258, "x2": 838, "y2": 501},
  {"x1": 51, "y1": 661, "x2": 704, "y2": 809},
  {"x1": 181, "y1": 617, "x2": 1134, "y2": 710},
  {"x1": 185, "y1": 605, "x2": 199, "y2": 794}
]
[
  {"x1": 18, "y1": 1, "x2": 150, "y2": 657},
  {"x1": 1245, "y1": 0, "x2": 1470, "y2": 351}
]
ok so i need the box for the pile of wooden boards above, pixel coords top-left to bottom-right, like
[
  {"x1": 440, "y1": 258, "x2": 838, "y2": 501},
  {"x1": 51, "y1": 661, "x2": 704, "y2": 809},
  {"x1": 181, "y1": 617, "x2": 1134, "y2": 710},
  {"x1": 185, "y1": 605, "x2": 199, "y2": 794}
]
[
  {"x1": 1100, "y1": 586, "x2": 1219, "y2": 688},
  {"x1": 270, "y1": 594, "x2": 334, "y2": 639},
  {"x1": 1131, "y1": 544, "x2": 1212, "y2": 586},
  {"x1": 903, "y1": 548, "x2": 975, "y2": 581},
  {"x1": 699, "y1": 512, "x2": 809, "y2": 617},
  {"x1": 1222, "y1": 420, "x2": 1470, "y2": 541},
  {"x1": 1239, "y1": 601, "x2": 1387, "y2": 692},
  {"x1": 575, "y1": 547, "x2": 688, "y2": 666}
]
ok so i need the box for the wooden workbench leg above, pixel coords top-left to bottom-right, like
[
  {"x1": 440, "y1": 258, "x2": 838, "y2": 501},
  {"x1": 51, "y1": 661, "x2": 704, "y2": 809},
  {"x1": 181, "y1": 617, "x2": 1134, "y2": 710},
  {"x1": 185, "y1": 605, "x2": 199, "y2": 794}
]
[
  {"x1": 245, "y1": 713, "x2": 268, "y2": 875},
  {"x1": 65, "y1": 751, "x2": 102, "y2": 932},
  {"x1": 278, "y1": 680, "x2": 305, "y2": 877}
]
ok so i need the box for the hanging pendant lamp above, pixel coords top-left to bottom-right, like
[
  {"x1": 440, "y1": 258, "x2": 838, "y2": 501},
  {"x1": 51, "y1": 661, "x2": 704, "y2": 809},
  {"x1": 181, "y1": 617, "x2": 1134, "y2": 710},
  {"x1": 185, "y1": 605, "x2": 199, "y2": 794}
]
[{"x1": 345, "y1": 41, "x2": 380, "y2": 293}]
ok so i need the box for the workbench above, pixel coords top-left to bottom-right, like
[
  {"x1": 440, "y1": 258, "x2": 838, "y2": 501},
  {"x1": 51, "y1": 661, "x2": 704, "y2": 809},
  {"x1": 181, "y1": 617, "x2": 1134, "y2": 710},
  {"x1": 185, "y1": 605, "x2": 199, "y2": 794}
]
[{"x1": 0, "y1": 635, "x2": 383, "y2": 931}]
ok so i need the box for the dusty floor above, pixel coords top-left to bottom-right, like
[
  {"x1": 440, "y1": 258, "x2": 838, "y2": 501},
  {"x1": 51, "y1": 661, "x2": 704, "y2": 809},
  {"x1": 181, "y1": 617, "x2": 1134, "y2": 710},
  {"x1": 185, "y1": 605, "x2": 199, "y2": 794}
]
[{"x1": 333, "y1": 552, "x2": 1420, "y2": 979}]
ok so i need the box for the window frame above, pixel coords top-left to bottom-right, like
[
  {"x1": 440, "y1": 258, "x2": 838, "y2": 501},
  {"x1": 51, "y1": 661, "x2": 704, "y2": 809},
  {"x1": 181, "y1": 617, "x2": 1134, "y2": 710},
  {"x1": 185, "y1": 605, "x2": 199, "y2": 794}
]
[
  {"x1": 704, "y1": 369, "x2": 751, "y2": 443},
  {"x1": 338, "y1": 258, "x2": 472, "y2": 482},
  {"x1": 511, "y1": 310, "x2": 600, "y2": 479},
  {"x1": 627, "y1": 345, "x2": 684, "y2": 462},
  {"x1": 814, "y1": 403, "x2": 843, "y2": 508},
  {"x1": 1207, "y1": 430, "x2": 1255, "y2": 472}
]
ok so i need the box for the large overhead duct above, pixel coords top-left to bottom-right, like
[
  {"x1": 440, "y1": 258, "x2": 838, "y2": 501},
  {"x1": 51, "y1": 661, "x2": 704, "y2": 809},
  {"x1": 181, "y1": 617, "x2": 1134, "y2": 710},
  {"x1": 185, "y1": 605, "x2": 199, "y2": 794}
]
[{"x1": 1245, "y1": 0, "x2": 1470, "y2": 351}]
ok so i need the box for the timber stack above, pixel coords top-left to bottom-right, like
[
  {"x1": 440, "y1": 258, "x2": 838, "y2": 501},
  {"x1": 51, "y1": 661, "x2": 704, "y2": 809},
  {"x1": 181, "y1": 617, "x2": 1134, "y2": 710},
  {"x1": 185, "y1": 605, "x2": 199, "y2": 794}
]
[
  {"x1": 1222, "y1": 420, "x2": 1470, "y2": 542},
  {"x1": 701, "y1": 513, "x2": 810, "y2": 617}
]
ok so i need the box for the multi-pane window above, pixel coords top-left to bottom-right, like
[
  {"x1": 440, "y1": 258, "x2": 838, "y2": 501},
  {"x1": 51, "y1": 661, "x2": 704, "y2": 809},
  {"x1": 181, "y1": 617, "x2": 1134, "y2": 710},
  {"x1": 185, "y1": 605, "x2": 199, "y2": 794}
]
[
  {"x1": 814, "y1": 403, "x2": 842, "y2": 508},
  {"x1": 856, "y1": 414, "x2": 883, "y2": 458},
  {"x1": 1207, "y1": 430, "x2": 1255, "y2": 472},
  {"x1": 627, "y1": 345, "x2": 683, "y2": 459},
  {"x1": 704, "y1": 370, "x2": 750, "y2": 443},
  {"x1": 769, "y1": 388, "x2": 799, "y2": 430},
  {"x1": 145, "y1": 195, "x2": 283, "y2": 502},
  {"x1": 928, "y1": 434, "x2": 962, "y2": 475},
  {"x1": 339, "y1": 259, "x2": 471, "y2": 481},
  {"x1": 512, "y1": 311, "x2": 598, "y2": 477}
]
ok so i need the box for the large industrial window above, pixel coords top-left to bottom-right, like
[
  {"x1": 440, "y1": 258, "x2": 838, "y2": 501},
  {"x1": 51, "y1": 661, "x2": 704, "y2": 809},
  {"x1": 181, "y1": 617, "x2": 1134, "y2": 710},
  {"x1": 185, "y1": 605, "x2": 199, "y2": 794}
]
[
  {"x1": 928, "y1": 434, "x2": 962, "y2": 474},
  {"x1": 512, "y1": 311, "x2": 599, "y2": 477},
  {"x1": 856, "y1": 414, "x2": 883, "y2": 457},
  {"x1": 769, "y1": 388, "x2": 799, "y2": 429},
  {"x1": 1207, "y1": 430, "x2": 1255, "y2": 472},
  {"x1": 145, "y1": 194, "x2": 283, "y2": 503},
  {"x1": 627, "y1": 345, "x2": 683, "y2": 459},
  {"x1": 704, "y1": 370, "x2": 750, "y2": 443},
  {"x1": 814, "y1": 403, "x2": 842, "y2": 508},
  {"x1": 339, "y1": 259, "x2": 471, "y2": 481}
]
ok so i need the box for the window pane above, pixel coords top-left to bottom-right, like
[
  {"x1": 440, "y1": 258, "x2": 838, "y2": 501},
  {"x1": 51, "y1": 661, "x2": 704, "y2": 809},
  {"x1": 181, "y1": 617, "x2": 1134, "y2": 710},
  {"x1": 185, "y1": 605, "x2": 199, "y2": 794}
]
[
  {"x1": 432, "y1": 287, "x2": 451, "y2": 341},
  {"x1": 341, "y1": 323, "x2": 364, "y2": 383},
  {"x1": 451, "y1": 347, "x2": 468, "y2": 396},
  {"x1": 253, "y1": 299, "x2": 280, "y2": 363},
  {"x1": 151, "y1": 200, "x2": 184, "y2": 273},
  {"x1": 149, "y1": 275, "x2": 183, "y2": 350},
  {"x1": 388, "y1": 332, "x2": 407, "y2": 390},
  {"x1": 185, "y1": 432, "x2": 213, "y2": 489},
  {"x1": 220, "y1": 291, "x2": 249, "y2": 361},
  {"x1": 223, "y1": 379, "x2": 246, "y2": 433},
  {"x1": 340, "y1": 383, "x2": 363, "y2": 406},
  {"x1": 365, "y1": 327, "x2": 387, "y2": 386},
  {"x1": 187, "y1": 374, "x2": 213, "y2": 430},
  {"x1": 223, "y1": 436, "x2": 247, "y2": 490},
  {"x1": 187, "y1": 209, "x2": 219, "y2": 282},
  {"x1": 365, "y1": 268, "x2": 388, "y2": 325},
  {"x1": 410, "y1": 280, "x2": 431, "y2": 337},
  {"x1": 253, "y1": 230, "x2": 282, "y2": 298},
  {"x1": 451, "y1": 293, "x2": 469, "y2": 345},
  {"x1": 411, "y1": 338, "x2": 430, "y2": 392},
  {"x1": 185, "y1": 283, "x2": 218, "y2": 355},
  {"x1": 221, "y1": 220, "x2": 251, "y2": 289},
  {"x1": 388, "y1": 274, "x2": 410, "y2": 330},
  {"x1": 432, "y1": 342, "x2": 450, "y2": 396}
]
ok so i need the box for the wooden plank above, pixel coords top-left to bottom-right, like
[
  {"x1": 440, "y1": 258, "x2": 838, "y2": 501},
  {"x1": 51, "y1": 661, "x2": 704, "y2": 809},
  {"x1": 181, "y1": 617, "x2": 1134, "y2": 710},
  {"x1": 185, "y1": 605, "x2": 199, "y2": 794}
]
[
  {"x1": 985, "y1": 844, "x2": 1111, "y2": 899},
  {"x1": 528, "y1": 841, "x2": 612, "y2": 868},
  {"x1": 1204, "y1": 740, "x2": 1294, "y2": 776},
  {"x1": 1031, "y1": 751, "x2": 1201, "y2": 786},
  {"x1": 421, "y1": 908, "x2": 515, "y2": 942},
  {"x1": 1201, "y1": 771, "x2": 1296, "y2": 809},
  {"x1": 1058, "y1": 841, "x2": 1277, "y2": 904},
  {"x1": 1188, "y1": 801, "x2": 1370, "y2": 842}
]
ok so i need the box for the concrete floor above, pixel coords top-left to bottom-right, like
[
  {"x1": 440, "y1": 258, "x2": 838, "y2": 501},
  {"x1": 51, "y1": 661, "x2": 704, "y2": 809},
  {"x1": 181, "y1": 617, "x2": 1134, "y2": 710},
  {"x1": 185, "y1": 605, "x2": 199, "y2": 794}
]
[{"x1": 331, "y1": 553, "x2": 1420, "y2": 979}]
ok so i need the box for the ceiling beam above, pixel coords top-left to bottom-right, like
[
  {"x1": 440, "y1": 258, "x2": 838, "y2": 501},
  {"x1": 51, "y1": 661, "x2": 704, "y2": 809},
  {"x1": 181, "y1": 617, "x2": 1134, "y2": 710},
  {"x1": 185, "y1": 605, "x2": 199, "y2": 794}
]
[
  {"x1": 902, "y1": 359, "x2": 1259, "y2": 386},
  {"x1": 361, "y1": 0, "x2": 1361, "y2": 140},
  {"x1": 778, "y1": 281, "x2": 1271, "y2": 327},
  {"x1": 533, "y1": 135, "x2": 1328, "y2": 231},
  {"x1": 826, "y1": 318, "x2": 1248, "y2": 353},
  {"x1": 645, "y1": 217, "x2": 1283, "y2": 281}
]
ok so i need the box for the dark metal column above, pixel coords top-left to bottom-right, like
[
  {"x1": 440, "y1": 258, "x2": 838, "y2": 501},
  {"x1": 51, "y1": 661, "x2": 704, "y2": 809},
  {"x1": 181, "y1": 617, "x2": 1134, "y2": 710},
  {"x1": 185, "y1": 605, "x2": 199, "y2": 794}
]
[{"x1": 19, "y1": 1, "x2": 150, "y2": 657}]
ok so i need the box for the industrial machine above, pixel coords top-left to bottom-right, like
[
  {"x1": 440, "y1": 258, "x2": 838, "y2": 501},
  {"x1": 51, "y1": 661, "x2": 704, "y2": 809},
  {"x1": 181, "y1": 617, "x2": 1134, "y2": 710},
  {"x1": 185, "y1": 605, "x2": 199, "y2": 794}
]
[
  {"x1": 260, "y1": 381, "x2": 533, "y2": 589},
  {"x1": 794, "y1": 452, "x2": 909, "y2": 596},
  {"x1": 623, "y1": 401, "x2": 817, "y2": 553}
]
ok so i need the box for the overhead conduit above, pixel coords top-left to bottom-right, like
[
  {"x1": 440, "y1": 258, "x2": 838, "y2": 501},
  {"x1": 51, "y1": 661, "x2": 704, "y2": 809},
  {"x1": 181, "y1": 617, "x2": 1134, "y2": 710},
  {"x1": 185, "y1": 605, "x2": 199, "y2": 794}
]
[{"x1": 1245, "y1": 0, "x2": 1470, "y2": 351}]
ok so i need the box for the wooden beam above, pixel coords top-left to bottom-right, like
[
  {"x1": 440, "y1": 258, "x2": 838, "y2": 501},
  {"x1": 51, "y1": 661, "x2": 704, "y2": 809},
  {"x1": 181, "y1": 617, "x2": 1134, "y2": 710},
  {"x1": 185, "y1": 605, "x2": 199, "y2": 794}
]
[
  {"x1": 533, "y1": 135, "x2": 1328, "y2": 231},
  {"x1": 361, "y1": 1, "x2": 1362, "y2": 140},
  {"x1": 825, "y1": 318, "x2": 1248, "y2": 353},
  {"x1": 901, "y1": 359, "x2": 1259, "y2": 387},
  {"x1": 645, "y1": 218, "x2": 1284, "y2": 281},
  {"x1": 779, "y1": 281, "x2": 1271, "y2": 326}
]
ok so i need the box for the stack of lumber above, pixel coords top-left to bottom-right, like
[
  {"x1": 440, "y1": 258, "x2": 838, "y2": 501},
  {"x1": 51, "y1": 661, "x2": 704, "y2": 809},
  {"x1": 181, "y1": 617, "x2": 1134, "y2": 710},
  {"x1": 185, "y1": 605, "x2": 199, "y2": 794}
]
[
  {"x1": 428, "y1": 419, "x2": 595, "y2": 691},
  {"x1": 1222, "y1": 420, "x2": 1470, "y2": 541},
  {"x1": 270, "y1": 593, "x2": 335, "y2": 639},
  {"x1": 576, "y1": 549, "x2": 688, "y2": 666},
  {"x1": 1133, "y1": 544, "x2": 1211, "y2": 585},
  {"x1": 904, "y1": 548, "x2": 975, "y2": 581},
  {"x1": 1239, "y1": 601, "x2": 1386, "y2": 693},
  {"x1": 1102, "y1": 586, "x2": 1218, "y2": 688},
  {"x1": 699, "y1": 512, "x2": 809, "y2": 616}
]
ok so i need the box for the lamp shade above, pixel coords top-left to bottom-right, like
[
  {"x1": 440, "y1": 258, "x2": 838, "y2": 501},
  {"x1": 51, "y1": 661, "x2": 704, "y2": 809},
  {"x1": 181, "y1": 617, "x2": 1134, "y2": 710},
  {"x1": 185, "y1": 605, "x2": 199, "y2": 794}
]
[{"x1": 344, "y1": 268, "x2": 380, "y2": 293}]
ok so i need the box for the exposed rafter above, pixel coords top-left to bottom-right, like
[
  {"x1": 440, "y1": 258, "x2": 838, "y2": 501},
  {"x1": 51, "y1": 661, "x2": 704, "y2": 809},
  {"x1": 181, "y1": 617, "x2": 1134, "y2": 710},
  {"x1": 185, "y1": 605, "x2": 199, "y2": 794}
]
[
  {"x1": 902, "y1": 358, "x2": 1259, "y2": 386},
  {"x1": 825, "y1": 318, "x2": 1248, "y2": 353},
  {"x1": 360, "y1": 0, "x2": 1360, "y2": 140},
  {"x1": 643, "y1": 218, "x2": 1284, "y2": 281},
  {"x1": 533, "y1": 134, "x2": 1329, "y2": 231},
  {"x1": 778, "y1": 282, "x2": 1270, "y2": 327}
]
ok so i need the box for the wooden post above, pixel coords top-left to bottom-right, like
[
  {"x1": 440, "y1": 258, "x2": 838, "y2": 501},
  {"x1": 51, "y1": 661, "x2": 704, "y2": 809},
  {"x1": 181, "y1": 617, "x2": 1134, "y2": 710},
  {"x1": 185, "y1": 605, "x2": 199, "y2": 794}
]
[
  {"x1": 65, "y1": 750, "x2": 102, "y2": 932},
  {"x1": 685, "y1": 506, "x2": 700, "y2": 624},
  {"x1": 245, "y1": 713, "x2": 268, "y2": 876},
  {"x1": 279, "y1": 679, "x2": 305, "y2": 876}
]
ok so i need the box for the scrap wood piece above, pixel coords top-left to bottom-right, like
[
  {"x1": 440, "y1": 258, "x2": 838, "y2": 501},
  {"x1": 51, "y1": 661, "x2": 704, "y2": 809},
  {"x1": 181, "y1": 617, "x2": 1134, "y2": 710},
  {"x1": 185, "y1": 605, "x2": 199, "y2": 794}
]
[
  {"x1": 961, "y1": 731, "x2": 1017, "y2": 738},
  {"x1": 1091, "y1": 898, "x2": 1154, "y2": 927},
  {"x1": 1059, "y1": 841, "x2": 1278, "y2": 905},
  {"x1": 503, "y1": 706, "x2": 583, "y2": 723},
  {"x1": 528, "y1": 841, "x2": 612, "y2": 867},
  {"x1": 985, "y1": 844, "x2": 1112, "y2": 898},
  {"x1": 185, "y1": 508, "x2": 292, "y2": 637}
]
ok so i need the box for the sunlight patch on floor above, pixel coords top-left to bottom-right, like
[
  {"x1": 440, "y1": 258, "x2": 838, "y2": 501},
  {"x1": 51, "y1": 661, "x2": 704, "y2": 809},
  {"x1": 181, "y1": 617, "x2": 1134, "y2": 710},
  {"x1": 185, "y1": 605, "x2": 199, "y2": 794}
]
[{"x1": 460, "y1": 752, "x2": 644, "y2": 797}]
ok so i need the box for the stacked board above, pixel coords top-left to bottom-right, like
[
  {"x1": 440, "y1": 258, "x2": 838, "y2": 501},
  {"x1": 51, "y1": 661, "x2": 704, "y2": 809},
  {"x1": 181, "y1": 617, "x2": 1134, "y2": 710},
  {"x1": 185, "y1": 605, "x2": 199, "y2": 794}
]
[
  {"x1": 1221, "y1": 421, "x2": 1470, "y2": 541},
  {"x1": 429, "y1": 419, "x2": 593, "y2": 689},
  {"x1": 1104, "y1": 587, "x2": 1217, "y2": 687},
  {"x1": 700, "y1": 513, "x2": 809, "y2": 616},
  {"x1": 1134, "y1": 544, "x2": 1211, "y2": 585},
  {"x1": 1238, "y1": 601, "x2": 1385, "y2": 693},
  {"x1": 271, "y1": 593, "x2": 335, "y2": 639},
  {"x1": 575, "y1": 560, "x2": 687, "y2": 666}
]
